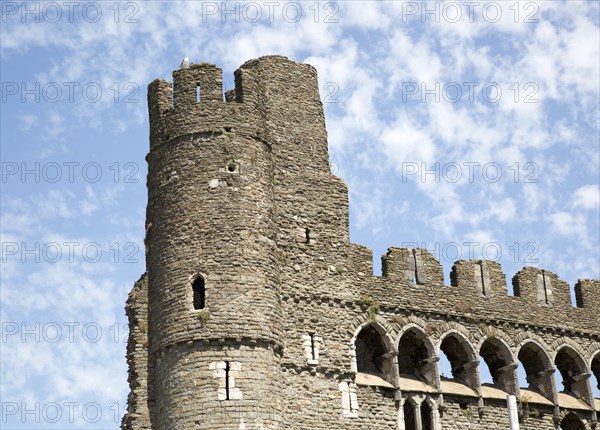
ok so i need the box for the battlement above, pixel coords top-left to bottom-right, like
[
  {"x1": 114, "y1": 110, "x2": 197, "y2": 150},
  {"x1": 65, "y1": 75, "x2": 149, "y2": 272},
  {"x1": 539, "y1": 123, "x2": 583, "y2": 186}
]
[
  {"x1": 148, "y1": 63, "x2": 227, "y2": 110},
  {"x1": 372, "y1": 247, "x2": 600, "y2": 329},
  {"x1": 147, "y1": 62, "x2": 257, "y2": 150},
  {"x1": 147, "y1": 56, "x2": 327, "y2": 165}
]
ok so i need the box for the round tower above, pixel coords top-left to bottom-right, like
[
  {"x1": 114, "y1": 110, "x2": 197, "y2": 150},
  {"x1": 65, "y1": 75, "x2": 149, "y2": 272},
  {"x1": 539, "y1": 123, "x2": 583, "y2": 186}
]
[{"x1": 145, "y1": 60, "x2": 285, "y2": 429}]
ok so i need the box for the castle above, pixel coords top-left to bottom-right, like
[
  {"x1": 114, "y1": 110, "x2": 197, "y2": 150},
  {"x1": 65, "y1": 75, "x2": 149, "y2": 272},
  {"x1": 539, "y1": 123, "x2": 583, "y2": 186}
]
[{"x1": 122, "y1": 56, "x2": 600, "y2": 430}]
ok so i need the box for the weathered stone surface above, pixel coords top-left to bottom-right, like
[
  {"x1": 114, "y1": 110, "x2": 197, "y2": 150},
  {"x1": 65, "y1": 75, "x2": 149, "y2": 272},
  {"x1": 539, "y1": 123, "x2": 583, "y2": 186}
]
[{"x1": 123, "y1": 56, "x2": 600, "y2": 430}]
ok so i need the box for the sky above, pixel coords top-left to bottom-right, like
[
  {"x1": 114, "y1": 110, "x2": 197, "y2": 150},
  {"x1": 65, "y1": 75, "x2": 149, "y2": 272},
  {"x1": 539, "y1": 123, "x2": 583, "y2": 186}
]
[{"x1": 1, "y1": 1, "x2": 599, "y2": 428}]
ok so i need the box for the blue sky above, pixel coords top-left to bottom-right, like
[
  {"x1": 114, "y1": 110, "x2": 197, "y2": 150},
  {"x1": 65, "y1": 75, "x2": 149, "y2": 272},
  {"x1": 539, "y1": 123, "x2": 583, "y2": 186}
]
[{"x1": 1, "y1": 1, "x2": 599, "y2": 428}]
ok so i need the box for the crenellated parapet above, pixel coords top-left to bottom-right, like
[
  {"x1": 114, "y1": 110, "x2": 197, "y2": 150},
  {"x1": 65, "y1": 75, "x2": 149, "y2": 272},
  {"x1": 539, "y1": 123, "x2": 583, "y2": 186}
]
[
  {"x1": 511, "y1": 266, "x2": 571, "y2": 307},
  {"x1": 375, "y1": 247, "x2": 600, "y2": 330},
  {"x1": 382, "y1": 247, "x2": 444, "y2": 287},
  {"x1": 147, "y1": 63, "x2": 263, "y2": 151},
  {"x1": 575, "y1": 279, "x2": 599, "y2": 309},
  {"x1": 450, "y1": 259, "x2": 508, "y2": 297},
  {"x1": 146, "y1": 56, "x2": 331, "y2": 170}
]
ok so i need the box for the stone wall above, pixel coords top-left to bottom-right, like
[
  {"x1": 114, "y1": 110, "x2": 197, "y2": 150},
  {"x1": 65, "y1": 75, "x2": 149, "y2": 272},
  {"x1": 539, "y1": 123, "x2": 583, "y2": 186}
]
[
  {"x1": 123, "y1": 56, "x2": 600, "y2": 430},
  {"x1": 122, "y1": 274, "x2": 150, "y2": 430}
]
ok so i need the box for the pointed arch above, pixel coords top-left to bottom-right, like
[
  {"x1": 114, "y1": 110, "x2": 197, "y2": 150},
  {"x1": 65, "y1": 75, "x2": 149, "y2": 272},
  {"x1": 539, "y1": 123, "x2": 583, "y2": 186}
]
[
  {"x1": 423, "y1": 395, "x2": 441, "y2": 430},
  {"x1": 351, "y1": 321, "x2": 397, "y2": 387},
  {"x1": 350, "y1": 316, "x2": 396, "y2": 344},
  {"x1": 516, "y1": 340, "x2": 554, "y2": 400},
  {"x1": 513, "y1": 332, "x2": 551, "y2": 356},
  {"x1": 559, "y1": 411, "x2": 586, "y2": 430},
  {"x1": 582, "y1": 341, "x2": 600, "y2": 362},
  {"x1": 436, "y1": 331, "x2": 478, "y2": 363},
  {"x1": 430, "y1": 322, "x2": 472, "y2": 346},
  {"x1": 555, "y1": 346, "x2": 591, "y2": 402},
  {"x1": 479, "y1": 336, "x2": 517, "y2": 394},
  {"x1": 591, "y1": 351, "x2": 600, "y2": 396},
  {"x1": 548, "y1": 337, "x2": 586, "y2": 361},
  {"x1": 397, "y1": 314, "x2": 428, "y2": 331},
  {"x1": 474, "y1": 325, "x2": 515, "y2": 350},
  {"x1": 438, "y1": 331, "x2": 479, "y2": 389},
  {"x1": 403, "y1": 398, "x2": 417, "y2": 430},
  {"x1": 397, "y1": 325, "x2": 437, "y2": 386},
  {"x1": 355, "y1": 325, "x2": 387, "y2": 375},
  {"x1": 351, "y1": 319, "x2": 396, "y2": 352},
  {"x1": 420, "y1": 400, "x2": 433, "y2": 430}
]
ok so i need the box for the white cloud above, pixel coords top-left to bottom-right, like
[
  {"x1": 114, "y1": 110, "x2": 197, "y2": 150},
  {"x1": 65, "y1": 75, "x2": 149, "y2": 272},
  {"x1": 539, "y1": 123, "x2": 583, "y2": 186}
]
[
  {"x1": 386, "y1": 30, "x2": 442, "y2": 85},
  {"x1": 79, "y1": 185, "x2": 99, "y2": 215},
  {"x1": 572, "y1": 184, "x2": 600, "y2": 210},
  {"x1": 559, "y1": 16, "x2": 600, "y2": 93},
  {"x1": 18, "y1": 114, "x2": 38, "y2": 131},
  {"x1": 381, "y1": 119, "x2": 437, "y2": 165},
  {"x1": 548, "y1": 211, "x2": 587, "y2": 238},
  {"x1": 339, "y1": 2, "x2": 390, "y2": 30},
  {"x1": 38, "y1": 190, "x2": 76, "y2": 218},
  {"x1": 488, "y1": 197, "x2": 517, "y2": 223},
  {"x1": 47, "y1": 113, "x2": 65, "y2": 139}
]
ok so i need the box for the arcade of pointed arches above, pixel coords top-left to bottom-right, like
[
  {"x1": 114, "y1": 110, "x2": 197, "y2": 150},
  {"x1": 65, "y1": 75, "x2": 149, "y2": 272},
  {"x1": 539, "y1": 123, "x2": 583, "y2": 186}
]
[{"x1": 347, "y1": 321, "x2": 599, "y2": 430}]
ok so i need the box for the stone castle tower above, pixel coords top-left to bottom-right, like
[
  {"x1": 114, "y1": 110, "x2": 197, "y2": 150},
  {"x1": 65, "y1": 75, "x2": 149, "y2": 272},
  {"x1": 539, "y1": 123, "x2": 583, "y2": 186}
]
[{"x1": 122, "y1": 56, "x2": 600, "y2": 430}]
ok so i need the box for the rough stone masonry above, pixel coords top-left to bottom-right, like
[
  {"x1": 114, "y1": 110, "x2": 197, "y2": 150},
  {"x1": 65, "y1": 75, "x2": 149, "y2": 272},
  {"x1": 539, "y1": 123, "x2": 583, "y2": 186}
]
[{"x1": 122, "y1": 56, "x2": 600, "y2": 430}]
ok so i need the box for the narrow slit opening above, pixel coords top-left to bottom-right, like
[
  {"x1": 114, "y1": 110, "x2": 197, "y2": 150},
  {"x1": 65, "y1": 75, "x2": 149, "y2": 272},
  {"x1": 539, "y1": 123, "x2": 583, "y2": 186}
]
[
  {"x1": 412, "y1": 249, "x2": 419, "y2": 285},
  {"x1": 479, "y1": 261, "x2": 487, "y2": 296},
  {"x1": 192, "y1": 276, "x2": 205, "y2": 310},
  {"x1": 225, "y1": 361, "x2": 230, "y2": 400},
  {"x1": 542, "y1": 271, "x2": 549, "y2": 304}
]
